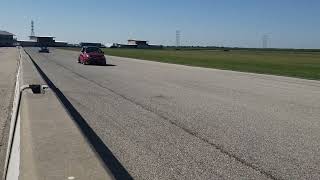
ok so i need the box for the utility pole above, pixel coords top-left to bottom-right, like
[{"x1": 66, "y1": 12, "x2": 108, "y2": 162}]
[
  {"x1": 176, "y1": 30, "x2": 181, "y2": 48},
  {"x1": 262, "y1": 34, "x2": 268, "y2": 49},
  {"x1": 31, "y1": 20, "x2": 35, "y2": 37}
]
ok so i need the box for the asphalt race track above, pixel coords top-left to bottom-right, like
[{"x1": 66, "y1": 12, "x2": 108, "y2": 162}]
[{"x1": 25, "y1": 47, "x2": 320, "y2": 180}]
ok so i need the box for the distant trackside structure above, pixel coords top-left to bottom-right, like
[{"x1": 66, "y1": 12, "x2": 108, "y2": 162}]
[
  {"x1": 112, "y1": 39, "x2": 163, "y2": 49},
  {"x1": 80, "y1": 42, "x2": 106, "y2": 48},
  {"x1": 0, "y1": 30, "x2": 15, "y2": 47}
]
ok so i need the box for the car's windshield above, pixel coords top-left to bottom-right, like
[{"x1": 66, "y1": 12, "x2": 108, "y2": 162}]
[{"x1": 86, "y1": 47, "x2": 101, "y2": 53}]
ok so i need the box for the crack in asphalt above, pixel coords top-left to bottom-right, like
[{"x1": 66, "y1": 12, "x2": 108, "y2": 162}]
[{"x1": 33, "y1": 51, "x2": 280, "y2": 180}]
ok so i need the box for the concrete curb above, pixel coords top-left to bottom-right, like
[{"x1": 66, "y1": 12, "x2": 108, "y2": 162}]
[{"x1": 3, "y1": 47, "x2": 22, "y2": 180}]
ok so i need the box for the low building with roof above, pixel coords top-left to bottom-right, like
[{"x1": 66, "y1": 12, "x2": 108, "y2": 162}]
[
  {"x1": 36, "y1": 36, "x2": 56, "y2": 46},
  {"x1": 114, "y1": 39, "x2": 163, "y2": 49},
  {"x1": 0, "y1": 30, "x2": 15, "y2": 47},
  {"x1": 127, "y1": 39, "x2": 149, "y2": 48},
  {"x1": 18, "y1": 39, "x2": 37, "y2": 47},
  {"x1": 19, "y1": 36, "x2": 69, "y2": 47},
  {"x1": 80, "y1": 42, "x2": 106, "y2": 48},
  {"x1": 55, "y1": 41, "x2": 69, "y2": 47},
  {"x1": 19, "y1": 36, "x2": 55, "y2": 47}
]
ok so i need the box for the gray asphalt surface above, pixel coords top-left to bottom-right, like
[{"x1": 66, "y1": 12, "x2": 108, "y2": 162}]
[
  {"x1": 25, "y1": 47, "x2": 320, "y2": 180},
  {"x1": 0, "y1": 47, "x2": 18, "y2": 178}
]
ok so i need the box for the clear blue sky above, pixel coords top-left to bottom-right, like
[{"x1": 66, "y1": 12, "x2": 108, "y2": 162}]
[{"x1": 1, "y1": 0, "x2": 320, "y2": 48}]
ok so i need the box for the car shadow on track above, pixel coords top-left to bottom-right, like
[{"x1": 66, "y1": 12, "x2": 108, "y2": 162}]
[{"x1": 87, "y1": 64, "x2": 117, "y2": 67}]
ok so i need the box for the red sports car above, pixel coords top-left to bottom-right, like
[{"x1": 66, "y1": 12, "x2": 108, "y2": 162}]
[{"x1": 78, "y1": 46, "x2": 106, "y2": 65}]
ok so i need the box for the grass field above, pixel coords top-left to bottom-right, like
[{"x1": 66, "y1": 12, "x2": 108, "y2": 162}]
[{"x1": 60, "y1": 48, "x2": 320, "y2": 80}]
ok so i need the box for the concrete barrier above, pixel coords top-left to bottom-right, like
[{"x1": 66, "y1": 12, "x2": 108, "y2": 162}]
[
  {"x1": 5, "y1": 48, "x2": 114, "y2": 179},
  {"x1": 3, "y1": 47, "x2": 22, "y2": 180}
]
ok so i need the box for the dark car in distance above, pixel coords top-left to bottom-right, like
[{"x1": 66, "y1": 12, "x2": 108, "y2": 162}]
[
  {"x1": 39, "y1": 47, "x2": 49, "y2": 53},
  {"x1": 78, "y1": 46, "x2": 106, "y2": 65}
]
